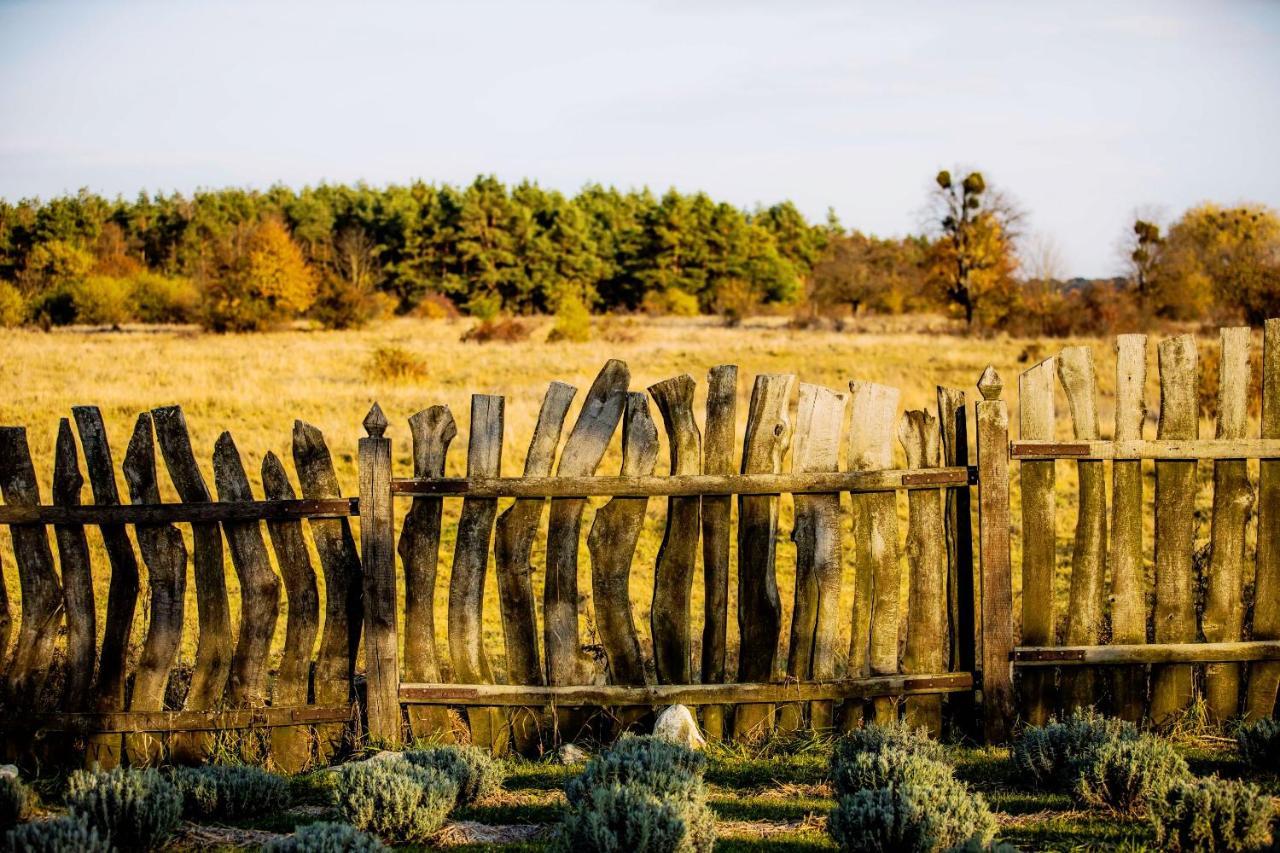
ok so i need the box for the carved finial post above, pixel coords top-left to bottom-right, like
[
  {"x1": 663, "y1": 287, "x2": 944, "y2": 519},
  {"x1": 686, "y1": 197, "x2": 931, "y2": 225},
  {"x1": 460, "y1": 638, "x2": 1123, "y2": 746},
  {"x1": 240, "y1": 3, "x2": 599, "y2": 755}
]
[
  {"x1": 975, "y1": 366, "x2": 1013, "y2": 742},
  {"x1": 978, "y1": 366, "x2": 1004, "y2": 401},
  {"x1": 359, "y1": 401, "x2": 399, "y2": 744}
]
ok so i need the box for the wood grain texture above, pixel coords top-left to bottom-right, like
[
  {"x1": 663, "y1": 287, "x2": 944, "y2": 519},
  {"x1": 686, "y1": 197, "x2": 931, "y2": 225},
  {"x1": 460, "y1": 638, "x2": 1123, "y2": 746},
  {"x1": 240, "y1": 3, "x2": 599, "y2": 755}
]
[
  {"x1": 1017, "y1": 640, "x2": 1280, "y2": 666},
  {"x1": 844, "y1": 381, "x2": 901, "y2": 728},
  {"x1": 1110, "y1": 335, "x2": 1148, "y2": 722},
  {"x1": 1017, "y1": 358, "x2": 1056, "y2": 726},
  {"x1": 398, "y1": 406, "x2": 458, "y2": 744},
  {"x1": 938, "y1": 386, "x2": 976, "y2": 733},
  {"x1": 52, "y1": 418, "x2": 94, "y2": 712},
  {"x1": 1247, "y1": 318, "x2": 1280, "y2": 720},
  {"x1": 293, "y1": 420, "x2": 362, "y2": 759},
  {"x1": 262, "y1": 451, "x2": 321, "y2": 772},
  {"x1": 781, "y1": 383, "x2": 845, "y2": 733},
  {"x1": 359, "y1": 404, "x2": 400, "y2": 745},
  {"x1": 732, "y1": 373, "x2": 795, "y2": 740},
  {"x1": 1150, "y1": 335, "x2": 1199, "y2": 725},
  {"x1": 122, "y1": 413, "x2": 188, "y2": 765},
  {"x1": 1057, "y1": 346, "x2": 1108, "y2": 710},
  {"x1": 214, "y1": 432, "x2": 281, "y2": 708},
  {"x1": 699, "y1": 365, "x2": 737, "y2": 741},
  {"x1": 448, "y1": 395, "x2": 506, "y2": 752},
  {"x1": 1204, "y1": 327, "x2": 1253, "y2": 721},
  {"x1": 977, "y1": 367, "x2": 1014, "y2": 743},
  {"x1": 1009, "y1": 439, "x2": 1280, "y2": 459},
  {"x1": 649, "y1": 375, "x2": 702, "y2": 686}
]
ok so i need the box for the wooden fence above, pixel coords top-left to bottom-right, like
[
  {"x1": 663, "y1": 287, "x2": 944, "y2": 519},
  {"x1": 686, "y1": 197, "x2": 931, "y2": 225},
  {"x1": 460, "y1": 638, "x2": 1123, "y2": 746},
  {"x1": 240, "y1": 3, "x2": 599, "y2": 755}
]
[{"x1": 0, "y1": 319, "x2": 1276, "y2": 766}]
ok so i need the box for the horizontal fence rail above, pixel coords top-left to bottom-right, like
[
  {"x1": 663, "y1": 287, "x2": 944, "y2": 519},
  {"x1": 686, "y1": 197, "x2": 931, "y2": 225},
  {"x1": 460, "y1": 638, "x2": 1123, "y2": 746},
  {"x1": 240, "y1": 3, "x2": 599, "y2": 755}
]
[
  {"x1": 13, "y1": 705, "x2": 355, "y2": 734},
  {"x1": 1013, "y1": 641, "x2": 1280, "y2": 666},
  {"x1": 0, "y1": 497, "x2": 359, "y2": 525},
  {"x1": 1010, "y1": 439, "x2": 1280, "y2": 460}
]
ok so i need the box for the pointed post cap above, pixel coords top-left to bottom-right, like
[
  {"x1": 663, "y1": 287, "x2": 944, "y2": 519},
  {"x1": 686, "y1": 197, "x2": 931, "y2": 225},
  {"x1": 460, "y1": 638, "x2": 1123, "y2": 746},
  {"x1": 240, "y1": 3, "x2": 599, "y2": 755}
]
[
  {"x1": 363, "y1": 402, "x2": 389, "y2": 438},
  {"x1": 977, "y1": 366, "x2": 1004, "y2": 401}
]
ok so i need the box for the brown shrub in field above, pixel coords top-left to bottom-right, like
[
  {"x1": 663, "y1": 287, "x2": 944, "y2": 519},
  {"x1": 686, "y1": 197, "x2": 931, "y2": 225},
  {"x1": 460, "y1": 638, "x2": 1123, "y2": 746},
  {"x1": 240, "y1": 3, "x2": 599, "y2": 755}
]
[
  {"x1": 365, "y1": 345, "x2": 429, "y2": 383},
  {"x1": 461, "y1": 317, "x2": 532, "y2": 343}
]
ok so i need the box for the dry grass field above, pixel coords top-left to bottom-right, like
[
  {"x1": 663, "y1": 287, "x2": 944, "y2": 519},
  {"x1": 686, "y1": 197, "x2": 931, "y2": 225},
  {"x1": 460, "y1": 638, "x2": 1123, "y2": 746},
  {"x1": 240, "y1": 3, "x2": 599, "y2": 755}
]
[{"x1": 0, "y1": 314, "x2": 1265, "y2": 684}]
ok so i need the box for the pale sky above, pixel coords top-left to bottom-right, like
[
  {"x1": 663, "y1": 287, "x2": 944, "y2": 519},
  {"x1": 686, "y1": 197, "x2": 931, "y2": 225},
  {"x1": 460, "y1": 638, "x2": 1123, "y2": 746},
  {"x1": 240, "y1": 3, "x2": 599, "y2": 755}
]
[{"x1": 2, "y1": 0, "x2": 1278, "y2": 277}]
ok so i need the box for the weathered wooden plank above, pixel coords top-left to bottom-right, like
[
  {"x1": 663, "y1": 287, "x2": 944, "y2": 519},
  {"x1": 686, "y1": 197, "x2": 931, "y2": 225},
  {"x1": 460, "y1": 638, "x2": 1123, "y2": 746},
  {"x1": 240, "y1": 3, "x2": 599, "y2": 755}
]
[
  {"x1": 449, "y1": 395, "x2": 507, "y2": 752},
  {"x1": 293, "y1": 420, "x2": 362, "y2": 759},
  {"x1": 401, "y1": 672, "x2": 973, "y2": 706},
  {"x1": 122, "y1": 413, "x2": 187, "y2": 766},
  {"x1": 73, "y1": 406, "x2": 139, "y2": 768},
  {"x1": 358, "y1": 404, "x2": 400, "y2": 746},
  {"x1": 0, "y1": 498, "x2": 356, "y2": 525},
  {"x1": 52, "y1": 418, "x2": 95, "y2": 712},
  {"x1": 1057, "y1": 346, "x2": 1108, "y2": 710},
  {"x1": 262, "y1": 452, "x2": 320, "y2": 773},
  {"x1": 732, "y1": 373, "x2": 795, "y2": 741},
  {"x1": 1009, "y1": 439, "x2": 1280, "y2": 459},
  {"x1": 1110, "y1": 334, "x2": 1148, "y2": 722},
  {"x1": 1247, "y1": 318, "x2": 1280, "y2": 720},
  {"x1": 213, "y1": 432, "x2": 281, "y2": 708},
  {"x1": 699, "y1": 365, "x2": 737, "y2": 741},
  {"x1": 899, "y1": 409, "x2": 947, "y2": 736},
  {"x1": 17, "y1": 705, "x2": 352, "y2": 734},
  {"x1": 1016, "y1": 640, "x2": 1280, "y2": 666},
  {"x1": 937, "y1": 386, "x2": 976, "y2": 732},
  {"x1": 152, "y1": 404, "x2": 231, "y2": 763},
  {"x1": 649, "y1": 375, "x2": 703, "y2": 686},
  {"x1": 588, "y1": 393, "x2": 659, "y2": 688},
  {"x1": 399, "y1": 405, "x2": 459, "y2": 744},
  {"x1": 0, "y1": 427, "x2": 63, "y2": 704},
  {"x1": 1150, "y1": 335, "x2": 1200, "y2": 726},
  {"x1": 1016, "y1": 358, "x2": 1056, "y2": 726},
  {"x1": 1204, "y1": 327, "x2": 1253, "y2": 722},
  {"x1": 544, "y1": 360, "x2": 629, "y2": 704},
  {"x1": 977, "y1": 367, "x2": 1014, "y2": 743},
  {"x1": 780, "y1": 383, "x2": 845, "y2": 733}
]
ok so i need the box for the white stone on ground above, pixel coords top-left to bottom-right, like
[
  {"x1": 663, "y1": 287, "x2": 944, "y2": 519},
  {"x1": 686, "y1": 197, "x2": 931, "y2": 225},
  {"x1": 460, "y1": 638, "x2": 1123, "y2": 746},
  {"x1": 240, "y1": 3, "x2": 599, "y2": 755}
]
[{"x1": 652, "y1": 704, "x2": 706, "y2": 750}]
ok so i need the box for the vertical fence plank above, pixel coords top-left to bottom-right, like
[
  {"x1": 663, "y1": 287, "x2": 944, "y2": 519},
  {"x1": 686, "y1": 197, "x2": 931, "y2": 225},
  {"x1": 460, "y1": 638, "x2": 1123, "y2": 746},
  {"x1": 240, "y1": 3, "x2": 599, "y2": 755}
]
[
  {"x1": 0, "y1": 427, "x2": 63, "y2": 704},
  {"x1": 781, "y1": 383, "x2": 845, "y2": 733},
  {"x1": 73, "y1": 406, "x2": 139, "y2": 768},
  {"x1": 1247, "y1": 318, "x2": 1280, "y2": 719},
  {"x1": 1110, "y1": 335, "x2": 1148, "y2": 722},
  {"x1": 732, "y1": 373, "x2": 795, "y2": 741},
  {"x1": 294, "y1": 420, "x2": 362, "y2": 759},
  {"x1": 359, "y1": 403, "x2": 400, "y2": 746},
  {"x1": 544, "y1": 360, "x2": 629, "y2": 739},
  {"x1": 122, "y1": 413, "x2": 187, "y2": 765},
  {"x1": 449, "y1": 395, "x2": 506, "y2": 752},
  {"x1": 899, "y1": 409, "x2": 947, "y2": 736},
  {"x1": 263, "y1": 452, "x2": 321, "y2": 772},
  {"x1": 588, "y1": 393, "x2": 659, "y2": 714},
  {"x1": 845, "y1": 381, "x2": 901, "y2": 728},
  {"x1": 700, "y1": 365, "x2": 737, "y2": 741},
  {"x1": 977, "y1": 367, "x2": 1014, "y2": 743},
  {"x1": 938, "y1": 386, "x2": 976, "y2": 733},
  {"x1": 1017, "y1": 359, "x2": 1056, "y2": 726},
  {"x1": 1151, "y1": 335, "x2": 1199, "y2": 726},
  {"x1": 153, "y1": 405, "x2": 231, "y2": 763},
  {"x1": 649, "y1": 375, "x2": 702, "y2": 686},
  {"x1": 1057, "y1": 347, "x2": 1108, "y2": 711},
  {"x1": 1204, "y1": 327, "x2": 1253, "y2": 722},
  {"x1": 52, "y1": 418, "x2": 95, "y2": 712},
  {"x1": 214, "y1": 432, "x2": 281, "y2": 708},
  {"x1": 399, "y1": 406, "x2": 459, "y2": 745},
  {"x1": 495, "y1": 383, "x2": 575, "y2": 752}
]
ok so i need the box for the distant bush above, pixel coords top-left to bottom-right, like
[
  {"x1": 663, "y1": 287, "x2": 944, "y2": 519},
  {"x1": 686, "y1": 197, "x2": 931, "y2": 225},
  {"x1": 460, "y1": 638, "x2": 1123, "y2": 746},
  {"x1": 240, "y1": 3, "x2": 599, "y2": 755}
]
[
  {"x1": 131, "y1": 272, "x2": 200, "y2": 324},
  {"x1": 1012, "y1": 709, "x2": 1138, "y2": 791},
  {"x1": 411, "y1": 292, "x2": 462, "y2": 320},
  {"x1": 1151, "y1": 776, "x2": 1273, "y2": 852},
  {"x1": 2, "y1": 815, "x2": 110, "y2": 853},
  {"x1": 460, "y1": 317, "x2": 532, "y2": 344},
  {"x1": 169, "y1": 764, "x2": 289, "y2": 819},
  {"x1": 403, "y1": 745, "x2": 503, "y2": 807},
  {"x1": 66, "y1": 766, "x2": 182, "y2": 851},
  {"x1": 0, "y1": 282, "x2": 26, "y2": 328},
  {"x1": 565, "y1": 735, "x2": 707, "y2": 806},
  {"x1": 1235, "y1": 717, "x2": 1280, "y2": 773},
  {"x1": 555, "y1": 782, "x2": 716, "y2": 853},
  {"x1": 641, "y1": 287, "x2": 700, "y2": 317},
  {"x1": 832, "y1": 747, "x2": 955, "y2": 798},
  {"x1": 69, "y1": 276, "x2": 134, "y2": 326},
  {"x1": 365, "y1": 345, "x2": 429, "y2": 383},
  {"x1": 27, "y1": 285, "x2": 78, "y2": 329},
  {"x1": 828, "y1": 782, "x2": 997, "y2": 853},
  {"x1": 832, "y1": 721, "x2": 948, "y2": 774},
  {"x1": 465, "y1": 292, "x2": 503, "y2": 321},
  {"x1": 546, "y1": 294, "x2": 592, "y2": 343},
  {"x1": 262, "y1": 820, "x2": 387, "y2": 852},
  {"x1": 1, "y1": 775, "x2": 33, "y2": 830},
  {"x1": 1074, "y1": 735, "x2": 1190, "y2": 815},
  {"x1": 334, "y1": 758, "x2": 457, "y2": 844}
]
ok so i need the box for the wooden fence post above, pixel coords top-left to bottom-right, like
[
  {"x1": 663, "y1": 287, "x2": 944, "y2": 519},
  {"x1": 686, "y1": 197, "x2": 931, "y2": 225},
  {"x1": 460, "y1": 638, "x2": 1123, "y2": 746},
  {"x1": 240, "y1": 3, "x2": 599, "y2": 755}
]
[
  {"x1": 976, "y1": 366, "x2": 1014, "y2": 742},
  {"x1": 360, "y1": 403, "x2": 400, "y2": 746}
]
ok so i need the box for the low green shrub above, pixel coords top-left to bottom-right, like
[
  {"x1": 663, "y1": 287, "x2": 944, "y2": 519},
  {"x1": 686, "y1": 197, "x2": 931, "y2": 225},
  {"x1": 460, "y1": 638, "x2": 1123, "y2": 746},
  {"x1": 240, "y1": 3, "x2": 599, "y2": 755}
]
[
  {"x1": 1074, "y1": 735, "x2": 1190, "y2": 815},
  {"x1": 828, "y1": 781, "x2": 997, "y2": 853},
  {"x1": 0, "y1": 282, "x2": 25, "y2": 328},
  {"x1": 546, "y1": 294, "x2": 592, "y2": 343},
  {"x1": 1012, "y1": 709, "x2": 1138, "y2": 791},
  {"x1": 832, "y1": 721, "x2": 948, "y2": 772},
  {"x1": 1150, "y1": 776, "x2": 1274, "y2": 852},
  {"x1": 565, "y1": 736, "x2": 707, "y2": 806},
  {"x1": 65, "y1": 766, "x2": 182, "y2": 851},
  {"x1": 130, "y1": 272, "x2": 200, "y2": 324},
  {"x1": 169, "y1": 764, "x2": 290, "y2": 819},
  {"x1": 262, "y1": 820, "x2": 388, "y2": 852},
  {"x1": 945, "y1": 841, "x2": 1020, "y2": 853},
  {"x1": 403, "y1": 745, "x2": 503, "y2": 806},
  {"x1": 1235, "y1": 718, "x2": 1280, "y2": 774},
  {"x1": 334, "y1": 758, "x2": 457, "y2": 843},
  {"x1": 831, "y1": 747, "x2": 955, "y2": 797},
  {"x1": 2, "y1": 815, "x2": 111, "y2": 853},
  {"x1": 1, "y1": 775, "x2": 33, "y2": 830},
  {"x1": 555, "y1": 782, "x2": 716, "y2": 853}
]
